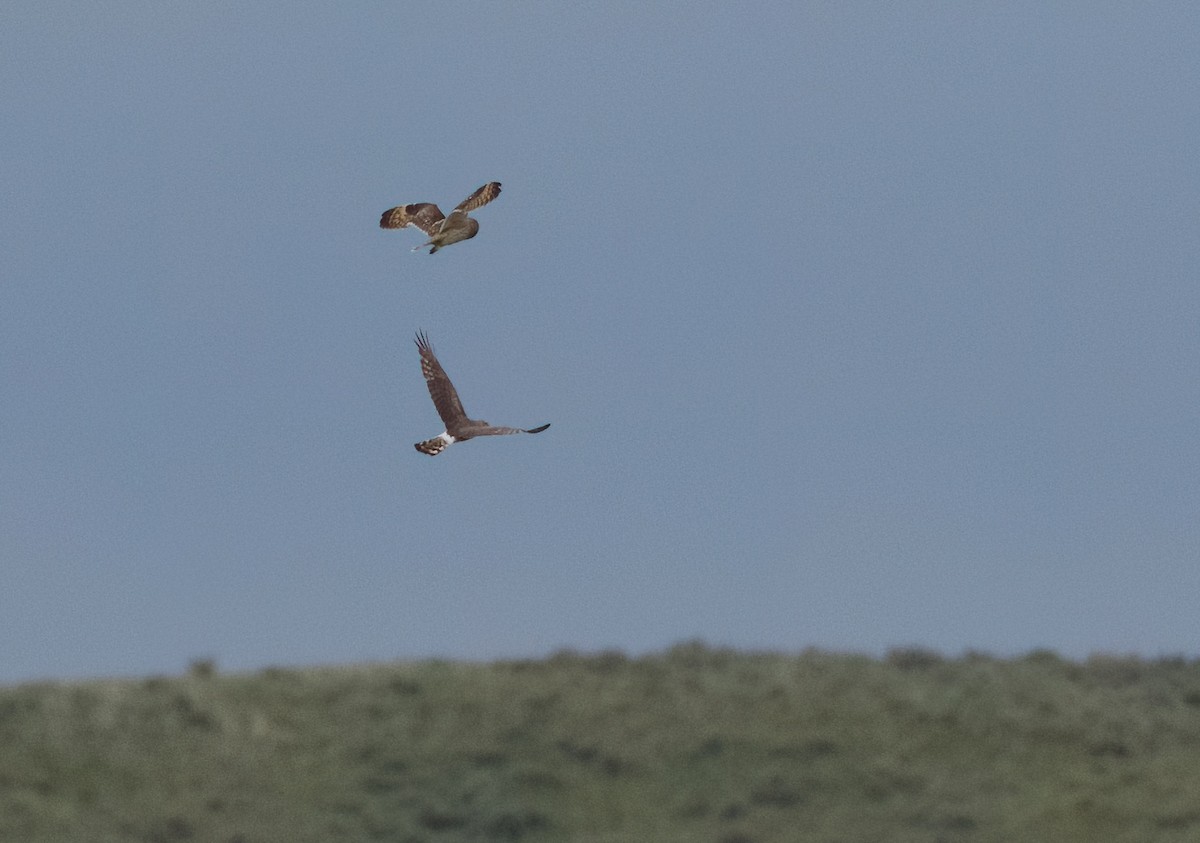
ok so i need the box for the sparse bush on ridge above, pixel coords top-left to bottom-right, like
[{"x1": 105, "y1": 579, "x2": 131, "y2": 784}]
[{"x1": 2, "y1": 645, "x2": 1200, "y2": 842}]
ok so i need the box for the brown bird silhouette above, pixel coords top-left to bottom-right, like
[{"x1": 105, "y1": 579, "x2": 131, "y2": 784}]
[
  {"x1": 380, "y1": 182, "x2": 501, "y2": 253},
  {"x1": 412, "y1": 331, "x2": 550, "y2": 456}
]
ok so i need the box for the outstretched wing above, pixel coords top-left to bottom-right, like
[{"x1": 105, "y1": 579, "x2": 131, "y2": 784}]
[
  {"x1": 453, "y1": 182, "x2": 502, "y2": 214},
  {"x1": 415, "y1": 331, "x2": 469, "y2": 428},
  {"x1": 381, "y1": 202, "x2": 445, "y2": 234},
  {"x1": 471, "y1": 422, "x2": 551, "y2": 438}
]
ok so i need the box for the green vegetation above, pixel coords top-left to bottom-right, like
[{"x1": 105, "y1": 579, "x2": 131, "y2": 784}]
[{"x1": 3, "y1": 643, "x2": 1200, "y2": 842}]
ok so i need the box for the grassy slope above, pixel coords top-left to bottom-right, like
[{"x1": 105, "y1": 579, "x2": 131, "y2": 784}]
[{"x1": 2, "y1": 644, "x2": 1200, "y2": 842}]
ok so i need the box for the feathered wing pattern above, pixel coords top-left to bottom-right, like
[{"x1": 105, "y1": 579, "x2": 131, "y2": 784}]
[
  {"x1": 411, "y1": 331, "x2": 550, "y2": 456},
  {"x1": 415, "y1": 330, "x2": 468, "y2": 428},
  {"x1": 453, "y1": 182, "x2": 502, "y2": 213},
  {"x1": 379, "y1": 202, "x2": 445, "y2": 234}
]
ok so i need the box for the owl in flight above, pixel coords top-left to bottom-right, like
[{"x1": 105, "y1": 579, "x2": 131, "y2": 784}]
[
  {"x1": 413, "y1": 331, "x2": 550, "y2": 456},
  {"x1": 380, "y1": 182, "x2": 502, "y2": 253}
]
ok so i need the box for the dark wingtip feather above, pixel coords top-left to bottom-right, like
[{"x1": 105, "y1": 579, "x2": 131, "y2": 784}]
[
  {"x1": 526, "y1": 423, "x2": 551, "y2": 434},
  {"x1": 380, "y1": 207, "x2": 403, "y2": 228}
]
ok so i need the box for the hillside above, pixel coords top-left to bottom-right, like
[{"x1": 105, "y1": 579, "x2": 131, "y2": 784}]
[{"x1": 3, "y1": 644, "x2": 1199, "y2": 842}]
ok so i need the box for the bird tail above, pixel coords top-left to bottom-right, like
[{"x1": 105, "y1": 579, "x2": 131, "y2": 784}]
[{"x1": 415, "y1": 434, "x2": 452, "y2": 455}]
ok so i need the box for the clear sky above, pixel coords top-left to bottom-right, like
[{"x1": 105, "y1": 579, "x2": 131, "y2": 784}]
[{"x1": 3, "y1": 5, "x2": 1199, "y2": 684}]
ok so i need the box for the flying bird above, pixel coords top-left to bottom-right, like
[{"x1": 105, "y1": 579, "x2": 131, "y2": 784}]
[
  {"x1": 380, "y1": 182, "x2": 502, "y2": 253},
  {"x1": 412, "y1": 330, "x2": 550, "y2": 456}
]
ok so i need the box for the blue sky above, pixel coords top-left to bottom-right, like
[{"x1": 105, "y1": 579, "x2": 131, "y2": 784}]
[{"x1": 3, "y1": 4, "x2": 1199, "y2": 684}]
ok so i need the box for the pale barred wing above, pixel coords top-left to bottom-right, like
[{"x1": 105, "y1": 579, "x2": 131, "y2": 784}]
[
  {"x1": 415, "y1": 331, "x2": 469, "y2": 428},
  {"x1": 380, "y1": 202, "x2": 445, "y2": 234},
  {"x1": 472, "y1": 422, "x2": 551, "y2": 438},
  {"x1": 453, "y1": 182, "x2": 501, "y2": 214}
]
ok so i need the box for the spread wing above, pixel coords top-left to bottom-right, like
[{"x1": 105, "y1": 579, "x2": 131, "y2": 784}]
[
  {"x1": 471, "y1": 422, "x2": 551, "y2": 438},
  {"x1": 380, "y1": 202, "x2": 445, "y2": 234},
  {"x1": 453, "y1": 182, "x2": 502, "y2": 214},
  {"x1": 415, "y1": 330, "x2": 469, "y2": 428}
]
